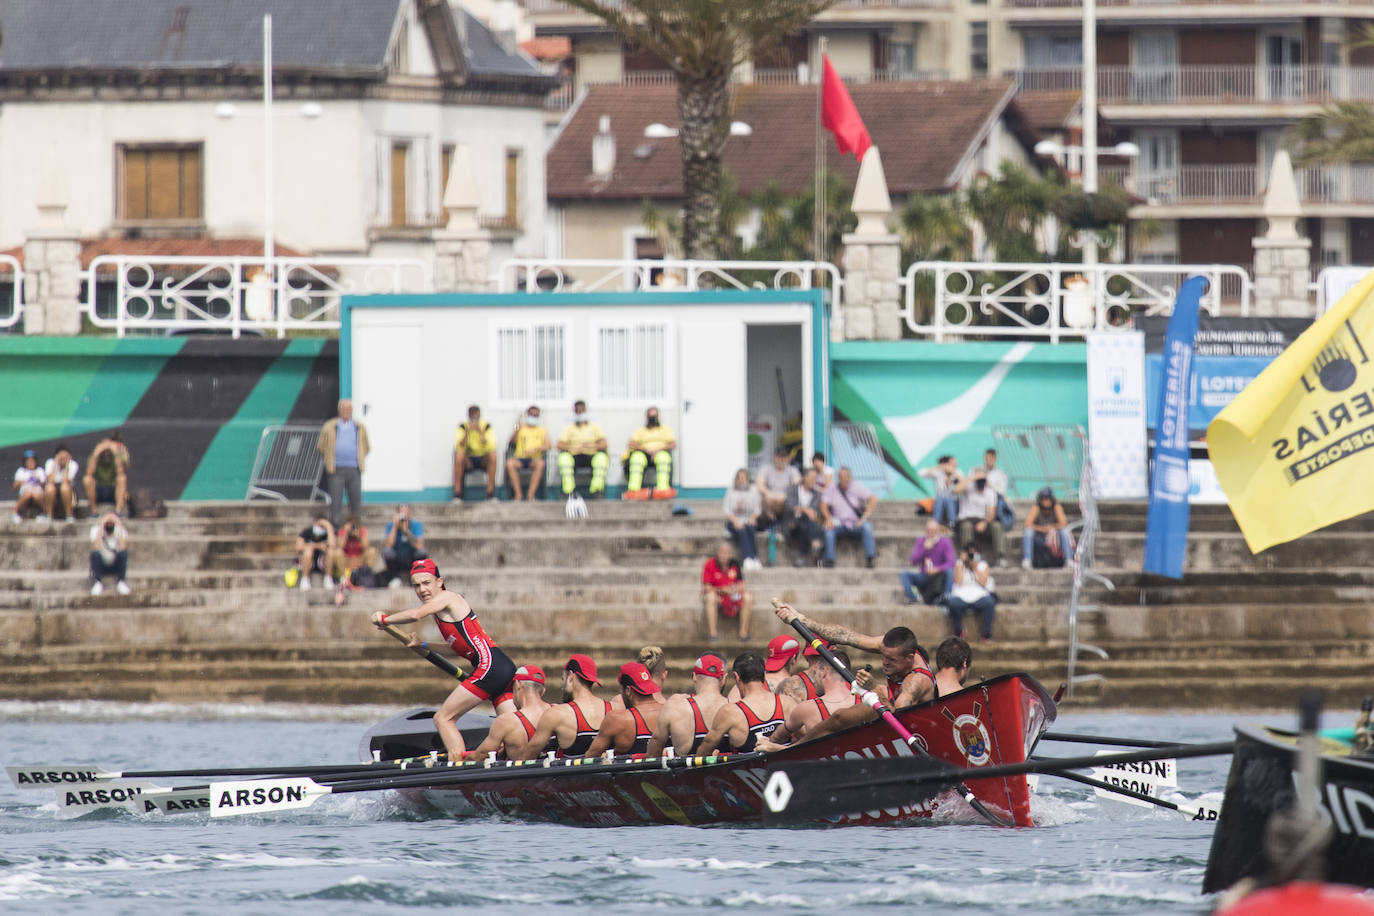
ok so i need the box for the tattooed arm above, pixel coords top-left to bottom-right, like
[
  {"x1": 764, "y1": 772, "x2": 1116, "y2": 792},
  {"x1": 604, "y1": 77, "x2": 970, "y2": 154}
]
[{"x1": 773, "y1": 603, "x2": 883, "y2": 653}]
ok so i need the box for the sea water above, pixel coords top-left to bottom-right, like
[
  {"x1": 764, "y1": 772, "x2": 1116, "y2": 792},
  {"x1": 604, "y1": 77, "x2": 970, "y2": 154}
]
[{"x1": 0, "y1": 704, "x2": 1326, "y2": 914}]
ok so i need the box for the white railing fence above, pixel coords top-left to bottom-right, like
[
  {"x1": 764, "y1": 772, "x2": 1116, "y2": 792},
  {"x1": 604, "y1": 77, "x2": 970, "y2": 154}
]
[
  {"x1": 82, "y1": 256, "x2": 432, "y2": 338},
  {"x1": 500, "y1": 257, "x2": 842, "y2": 296},
  {"x1": 1015, "y1": 64, "x2": 1374, "y2": 104},
  {"x1": 901, "y1": 261, "x2": 1252, "y2": 341},
  {"x1": 0, "y1": 254, "x2": 23, "y2": 329}
]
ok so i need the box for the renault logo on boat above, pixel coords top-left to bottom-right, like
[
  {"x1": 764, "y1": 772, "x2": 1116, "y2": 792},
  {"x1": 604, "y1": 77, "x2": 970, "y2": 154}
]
[{"x1": 944, "y1": 704, "x2": 992, "y2": 767}]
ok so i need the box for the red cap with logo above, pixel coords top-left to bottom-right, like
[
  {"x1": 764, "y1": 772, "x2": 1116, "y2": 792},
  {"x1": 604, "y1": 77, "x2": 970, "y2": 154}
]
[
  {"x1": 513, "y1": 665, "x2": 546, "y2": 686},
  {"x1": 765, "y1": 634, "x2": 803, "y2": 672},
  {"x1": 693, "y1": 654, "x2": 725, "y2": 678},
  {"x1": 619, "y1": 661, "x2": 661, "y2": 696},
  {"x1": 565, "y1": 654, "x2": 601, "y2": 686}
]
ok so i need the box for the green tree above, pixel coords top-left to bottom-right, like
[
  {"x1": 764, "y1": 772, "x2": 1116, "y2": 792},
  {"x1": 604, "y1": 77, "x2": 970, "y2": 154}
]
[
  {"x1": 1291, "y1": 102, "x2": 1374, "y2": 167},
  {"x1": 749, "y1": 170, "x2": 856, "y2": 262},
  {"x1": 562, "y1": 0, "x2": 836, "y2": 259}
]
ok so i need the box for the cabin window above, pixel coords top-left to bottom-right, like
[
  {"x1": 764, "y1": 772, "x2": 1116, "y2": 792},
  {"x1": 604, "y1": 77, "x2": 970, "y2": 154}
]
[
  {"x1": 595, "y1": 324, "x2": 669, "y2": 402},
  {"x1": 494, "y1": 324, "x2": 569, "y2": 403},
  {"x1": 117, "y1": 143, "x2": 203, "y2": 221}
]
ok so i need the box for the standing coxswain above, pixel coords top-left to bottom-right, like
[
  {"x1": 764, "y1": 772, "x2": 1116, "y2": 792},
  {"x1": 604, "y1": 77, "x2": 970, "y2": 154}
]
[{"x1": 369, "y1": 559, "x2": 517, "y2": 761}]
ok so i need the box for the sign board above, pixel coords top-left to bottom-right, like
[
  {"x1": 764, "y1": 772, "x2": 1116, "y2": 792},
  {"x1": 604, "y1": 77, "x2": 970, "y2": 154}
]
[{"x1": 1086, "y1": 331, "x2": 1148, "y2": 498}]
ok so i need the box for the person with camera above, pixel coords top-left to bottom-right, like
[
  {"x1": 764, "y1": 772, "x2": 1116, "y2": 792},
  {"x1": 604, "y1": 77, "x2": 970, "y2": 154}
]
[
  {"x1": 944, "y1": 544, "x2": 997, "y2": 642},
  {"x1": 382, "y1": 504, "x2": 427, "y2": 588},
  {"x1": 917, "y1": 455, "x2": 960, "y2": 528},
  {"x1": 83, "y1": 432, "x2": 131, "y2": 517},
  {"x1": 89, "y1": 511, "x2": 130, "y2": 596},
  {"x1": 954, "y1": 467, "x2": 1005, "y2": 566}
]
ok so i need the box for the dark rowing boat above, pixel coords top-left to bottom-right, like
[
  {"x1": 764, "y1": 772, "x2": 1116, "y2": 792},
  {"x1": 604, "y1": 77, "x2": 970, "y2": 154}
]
[
  {"x1": 358, "y1": 671, "x2": 1057, "y2": 827},
  {"x1": 1203, "y1": 723, "x2": 1374, "y2": 892}
]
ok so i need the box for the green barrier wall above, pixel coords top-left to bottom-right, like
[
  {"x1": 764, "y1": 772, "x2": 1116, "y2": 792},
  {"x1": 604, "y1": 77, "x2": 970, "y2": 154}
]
[
  {"x1": 0, "y1": 337, "x2": 338, "y2": 501},
  {"x1": 831, "y1": 340, "x2": 1088, "y2": 497}
]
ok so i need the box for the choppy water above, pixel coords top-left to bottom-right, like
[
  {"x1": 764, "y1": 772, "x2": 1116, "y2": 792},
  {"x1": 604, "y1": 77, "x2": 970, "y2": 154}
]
[{"x1": 0, "y1": 703, "x2": 1340, "y2": 914}]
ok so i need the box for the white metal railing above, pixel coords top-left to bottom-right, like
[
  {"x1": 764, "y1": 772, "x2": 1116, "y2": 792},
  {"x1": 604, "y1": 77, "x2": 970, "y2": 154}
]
[
  {"x1": 1015, "y1": 65, "x2": 1374, "y2": 103},
  {"x1": 1137, "y1": 165, "x2": 1258, "y2": 204},
  {"x1": 500, "y1": 257, "x2": 842, "y2": 296},
  {"x1": 1103, "y1": 164, "x2": 1374, "y2": 206},
  {"x1": 1065, "y1": 443, "x2": 1113, "y2": 698},
  {"x1": 1316, "y1": 265, "x2": 1374, "y2": 314},
  {"x1": 0, "y1": 254, "x2": 22, "y2": 329},
  {"x1": 901, "y1": 261, "x2": 1252, "y2": 341},
  {"x1": 83, "y1": 256, "x2": 432, "y2": 338}
]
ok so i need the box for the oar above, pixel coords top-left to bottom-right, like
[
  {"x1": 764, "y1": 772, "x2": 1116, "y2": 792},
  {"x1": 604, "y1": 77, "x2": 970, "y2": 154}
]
[
  {"x1": 1044, "y1": 768, "x2": 1220, "y2": 821},
  {"x1": 208, "y1": 751, "x2": 765, "y2": 818},
  {"x1": 772, "y1": 598, "x2": 1012, "y2": 827},
  {"x1": 383, "y1": 624, "x2": 465, "y2": 680},
  {"x1": 1043, "y1": 731, "x2": 1199, "y2": 749},
  {"x1": 8, "y1": 753, "x2": 455, "y2": 789},
  {"x1": 763, "y1": 740, "x2": 1234, "y2": 822}
]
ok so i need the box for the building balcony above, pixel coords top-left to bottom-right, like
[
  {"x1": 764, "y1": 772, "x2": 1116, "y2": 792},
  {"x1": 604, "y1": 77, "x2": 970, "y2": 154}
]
[
  {"x1": 1104, "y1": 164, "x2": 1374, "y2": 208},
  {"x1": 1015, "y1": 65, "x2": 1374, "y2": 108},
  {"x1": 1004, "y1": 0, "x2": 1374, "y2": 22}
]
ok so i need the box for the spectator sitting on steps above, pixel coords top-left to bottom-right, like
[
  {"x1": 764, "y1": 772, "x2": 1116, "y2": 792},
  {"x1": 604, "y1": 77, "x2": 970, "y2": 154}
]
[
  {"x1": 556, "y1": 399, "x2": 608, "y2": 498},
  {"x1": 701, "y1": 539, "x2": 753, "y2": 642},
  {"x1": 782, "y1": 467, "x2": 824, "y2": 567},
  {"x1": 972, "y1": 448, "x2": 1008, "y2": 497},
  {"x1": 955, "y1": 467, "x2": 1005, "y2": 567},
  {"x1": 505, "y1": 405, "x2": 551, "y2": 501},
  {"x1": 43, "y1": 444, "x2": 79, "y2": 522},
  {"x1": 1022, "y1": 487, "x2": 1074, "y2": 570},
  {"x1": 89, "y1": 511, "x2": 131, "y2": 596},
  {"x1": 901, "y1": 518, "x2": 956, "y2": 605},
  {"x1": 289, "y1": 515, "x2": 335, "y2": 591},
  {"x1": 943, "y1": 545, "x2": 997, "y2": 643},
  {"x1": 331, "y1": 515, "x2": 378, "y2": 587},
  {"x1": 621, "y1": 406, "x2": 677, "y2": 500},
  {"x1": 820, "y1": 466, "x2": 878, "y2": 569},
  {"x1": 13, "y1": 450, "x2": 46, "y2": 523},
  {"x1": 810, "y1": 451, "x2": 835, "y2": 488},
  {"x1": 382, "y1": 504, "x2": 427, "y2": 588},
  {"x1": 756, "y1": 447, "x2": 800, "y2": 526},
  {"x1": 83, "y1": 432, "x2": 131, "y2": 517},
  {"x1": 722, "y1": 468, "x2": 762, "y2": 571},
  {"x1": 918, "y1": 455, "x2": 960, "y2": 528},
  {"x1": 452, "y1": 405, "x2": 497, "y2": 502}
]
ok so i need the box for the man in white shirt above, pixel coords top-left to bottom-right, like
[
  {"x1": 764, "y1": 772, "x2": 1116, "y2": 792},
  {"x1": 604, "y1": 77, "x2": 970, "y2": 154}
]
[
  {"x1": 756, "y1": 447, "x2": 801, "y2": 523},
  {"x1": 944, "y1": 546, "x2": 996, "y2": 641},
  {"x1": 43, "y1": 444, "x2": 79, "y2": 522},
  {"x1": 955, "y1": 467, "x2": 1005, "y2": 566},
  {"x1": 971, "y1": 448, "x2": 1008, "y2": 498},
  {"x1": 13, "y1": 450, "x2": 46, "y2": 522}
]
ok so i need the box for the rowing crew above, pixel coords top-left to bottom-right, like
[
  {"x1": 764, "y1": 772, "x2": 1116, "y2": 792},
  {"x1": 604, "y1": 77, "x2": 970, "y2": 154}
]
[{"x1": 369, "y1": 560, "x2": 973, "y2": 763}]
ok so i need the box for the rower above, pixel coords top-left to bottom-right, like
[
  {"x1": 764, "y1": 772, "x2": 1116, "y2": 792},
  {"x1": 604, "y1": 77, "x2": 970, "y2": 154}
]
[
  {"x1": 698, "y1": 651, "x2": 796, "y2": 754},
  {"x1": 586, "y1": 662, "x2": 664, "y2": 757},
  {"x1": 766, "y1": 635, "x2": 822, "y2": 701},
  {"x1": 772, "y1": 602, "x2": 934, "y2": 708},
  {"x1": 465, "y1": 665, "x2": 554, "y2": 762},
  {"x1": 645, "y1": 653, "x2": 728, "y2": 757},
  {"x1": 934, "y1": 636, "x2": 973, "y2": 697},
  {"x1": 759, "y1": 649, "x2": 855, "y2": 749},
  {"x1": 611, "y1": 645, "x2": 669, "y2": 710},
  {"x1": 370, "y1": 559, "x2": 517, "y2": 762},
  {"x1": 516, "y1": 654, "x2": 610, "y2": 760}
]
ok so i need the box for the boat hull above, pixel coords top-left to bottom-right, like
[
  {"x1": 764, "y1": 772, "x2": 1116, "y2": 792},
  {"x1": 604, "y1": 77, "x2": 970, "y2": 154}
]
[
  {"x1": 366, "y1": 672, "x2": 1056, "y2": 827},
  {"x1": 1203, "y1": 724, "x2": 1374, "y2": 892}
]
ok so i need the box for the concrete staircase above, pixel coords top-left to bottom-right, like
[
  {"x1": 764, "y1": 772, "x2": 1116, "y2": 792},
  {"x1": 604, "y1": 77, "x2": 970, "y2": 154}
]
[{"x1": 2, "y1": 499, "x2": 1371, "y2": 710}]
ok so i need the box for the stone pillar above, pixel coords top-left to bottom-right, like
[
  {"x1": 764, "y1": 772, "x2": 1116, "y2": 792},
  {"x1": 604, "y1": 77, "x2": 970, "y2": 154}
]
[
  {"x1": 433, "y1": 145, "x2": 494, "y2": 292},
  {"x1": 21, "y1": 160, "x2": 82, "y2": 335},
  {"x1": 839, "y1": 146, "x2": 902, "y2": 340},
  {"x1": 1251, "y1": 150, "x2": 1312, "y2": 318}
]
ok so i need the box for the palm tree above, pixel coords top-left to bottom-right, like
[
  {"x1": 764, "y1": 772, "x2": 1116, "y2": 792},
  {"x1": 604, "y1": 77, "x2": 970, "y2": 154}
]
[
  {"x1": 1291, "y1": 102, "x2": 1374, "y2": 167},
  {"x1": 560, "y1": 0, "x2": 836, "y2": 259}
]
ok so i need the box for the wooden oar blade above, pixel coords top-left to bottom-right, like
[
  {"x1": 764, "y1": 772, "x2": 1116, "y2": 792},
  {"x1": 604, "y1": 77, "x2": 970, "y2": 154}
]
[
  {"x1": 209, "y1": 778, "x2": 327, "y2": 817},
  {"x1": 761, "y1": 756, "x2": 960, "y2": 824}
]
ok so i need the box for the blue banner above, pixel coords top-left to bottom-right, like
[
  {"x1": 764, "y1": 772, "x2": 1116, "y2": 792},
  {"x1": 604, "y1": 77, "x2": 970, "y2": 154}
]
[{"x1": 1144, "y1": 276, "x2": 1207, "y2": 578}]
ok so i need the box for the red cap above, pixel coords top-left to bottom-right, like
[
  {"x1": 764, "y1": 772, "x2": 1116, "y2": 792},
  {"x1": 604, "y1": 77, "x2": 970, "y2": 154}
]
[
  {"x1": 410, "y1": 558, "x2": 439, "y2": 579},
  {"x1": 765, "y1": 634, "x2": 803, "y2": 672},
  {"x1": 618, "y1": 662, "x2": 661, "y2": 696},
  {"x1": 693, "y1": 654, "x2": 725, "y2": 678},
  {"x1": 803, "y1": 642, "x2": 826, "y2": 657},
  {"x1": 565, "y1": 654, "x2": 600, "y2": 686},
  {"x1": 513, "y1": 665, "x2": 546, "y2": 686}
]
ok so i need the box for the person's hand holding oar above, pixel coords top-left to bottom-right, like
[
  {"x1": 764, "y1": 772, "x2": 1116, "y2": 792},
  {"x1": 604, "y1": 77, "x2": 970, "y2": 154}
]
[
  {"x1": 770, "y1": 597, "x2": 1012, "y2": 827},
  {"x1": 374, "y1": 618, "x2": 465, "y2": 681}
]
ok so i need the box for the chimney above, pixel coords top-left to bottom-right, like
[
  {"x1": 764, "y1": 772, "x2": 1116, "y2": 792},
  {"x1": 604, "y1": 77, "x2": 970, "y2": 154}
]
[{"x1": 591, "y1": 115, "x2": 616, "y2": 179}]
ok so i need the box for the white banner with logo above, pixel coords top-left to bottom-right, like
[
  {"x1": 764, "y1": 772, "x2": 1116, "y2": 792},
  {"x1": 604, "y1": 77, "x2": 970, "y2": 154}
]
[{"x1": 1087, "y1": 331, "x2": 1148, "y2": 498}]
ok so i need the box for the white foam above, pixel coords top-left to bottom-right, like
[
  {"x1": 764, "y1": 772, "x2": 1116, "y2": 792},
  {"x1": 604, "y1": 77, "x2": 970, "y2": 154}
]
[
  {"x1": 0, "y1": 870, "x2": 81, "y2": 901},
  {"x1": 630, "y1": 857, "x2": 775, "y2": 871}
]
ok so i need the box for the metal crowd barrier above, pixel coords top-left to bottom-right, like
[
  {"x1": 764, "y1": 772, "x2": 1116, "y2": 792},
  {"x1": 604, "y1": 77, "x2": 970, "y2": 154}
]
[
  {"x1": 830, "y1": 421, "x2": 891, "y2": 498},
  {"x1": 991, "y1": 424, "x2": 1086, "y2": 498},
  {"x1": 245, "y1": 425, "x2": 330, "y2": 503}
]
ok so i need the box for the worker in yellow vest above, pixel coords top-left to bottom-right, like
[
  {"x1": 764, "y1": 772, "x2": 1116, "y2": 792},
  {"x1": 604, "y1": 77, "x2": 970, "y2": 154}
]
[
  {"x1": 453, "y1": 405, "x2": 497, "y2": 502},
  {"x1": 622, "y1": 406, "x2": 677, "y2": 500},
  {"x1": 556, "y1": 399, "x2": 608, "y2": 497}
]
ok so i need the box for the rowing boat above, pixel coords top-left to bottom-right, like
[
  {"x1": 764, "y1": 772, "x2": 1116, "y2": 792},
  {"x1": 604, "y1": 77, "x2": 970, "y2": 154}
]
[
  {"x1": 1203, "y1": 723, "x2": 1374, "y2": 892},
  {"x1": 357, "y1": 671, "x2": 1057, "y2": 827}
]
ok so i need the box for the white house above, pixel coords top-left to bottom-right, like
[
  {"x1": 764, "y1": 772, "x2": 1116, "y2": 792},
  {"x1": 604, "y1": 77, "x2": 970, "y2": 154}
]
[{"x1": 0, "y1": 0, "x2": 556, "y2": 267}]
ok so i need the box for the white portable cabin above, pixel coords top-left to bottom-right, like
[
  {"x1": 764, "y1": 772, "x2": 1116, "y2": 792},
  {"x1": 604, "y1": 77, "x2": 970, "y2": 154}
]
[{"x1": 339, "y1": 290, "x2": 830, "y2": 501}]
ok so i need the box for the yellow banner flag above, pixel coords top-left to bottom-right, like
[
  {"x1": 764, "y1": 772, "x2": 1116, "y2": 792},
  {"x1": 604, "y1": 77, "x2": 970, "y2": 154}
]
[{"x1": 1208, "y1": 268, "x2": 1374, "y2": 552}]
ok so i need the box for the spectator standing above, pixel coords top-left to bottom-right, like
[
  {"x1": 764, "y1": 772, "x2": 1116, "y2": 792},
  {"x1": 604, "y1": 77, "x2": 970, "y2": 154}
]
[
  {"x1": 1022, "y1": 487, "x2": 1073, "y2": 569},
  {"x1": 756, "y1": 447, "x2": 800, "y2": 524},
  {"x1": 317, "y1": 399, "x2": 369, "y2": 528},
  {"x1": 900, "y1": 518, "x2": 956, "y2": 605},
  {"x1": 810, "y1": 452, "x2": 835, "y2": 488},
  {"x1": 83, "y1": 433, "x2": 131, "y2": 517},
  {"x1": 13, "y1": 450, "x2": 46, "y2": 522},
  {"x1": 382, "y1": 505, "x2": 427, "y2": 587},
  {"x1": 89, "y1": 511, "x2": 131, "y2": 596},
  {"x1": 452, "y1": 405, "x2": 497, "y2": 502},
  {"x1": 289, "y1": 515, "x2": 335, "y2": 591},
  {"x1": 505, "y1": 405, "x2": 551, "y2": 501},
  {"x1": 43, "y1": 444, "x2": 79, "y2": 522},
  {"x1": 944, "y1": 546, "x2": 997, "y2": 641},
  {"x1": 820, "y1": 467, "x2": 878, "y2": 568},
  {"x1": 722, "y1": 467, "x2": 762, "y2": 569},
  {"x1": 622, "y1": 406, "x2": 676, "y2": 499},
  {"x1": 955, "y1": 467, "x2": 1005, "y2": 566},
  {"x1": 781, "y1": 467, "x2": 824, "y2": 567},
  {"x1": 917, "y1": 455, "x2": 961, "y2": 528},
  {"x1": 556, "y1": 400, "x2": 608, "y2": 498},
  {"x1": 701, "y1": 540, "x2": 753, "y2": 642}
]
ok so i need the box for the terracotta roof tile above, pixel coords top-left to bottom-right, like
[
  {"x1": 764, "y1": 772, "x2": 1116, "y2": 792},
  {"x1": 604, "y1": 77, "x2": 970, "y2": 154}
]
[
  {"x1": 548, "y1": 79, "x2": 1033, "y2": 201},
  {"x1": 1015, "y1": 89, "x2": 1080, "y2": 131},
  {"x1": 520, "y1": 36, "x2": 571, "y2": 61}
]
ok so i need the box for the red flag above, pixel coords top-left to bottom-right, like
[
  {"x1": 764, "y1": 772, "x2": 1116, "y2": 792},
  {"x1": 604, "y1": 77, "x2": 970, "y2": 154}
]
[{"x1": 820, "y1": 55, "x2": 871, "y2": 161}]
